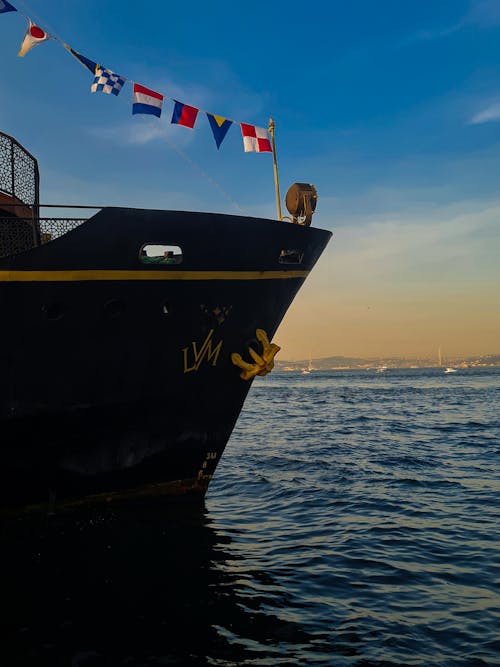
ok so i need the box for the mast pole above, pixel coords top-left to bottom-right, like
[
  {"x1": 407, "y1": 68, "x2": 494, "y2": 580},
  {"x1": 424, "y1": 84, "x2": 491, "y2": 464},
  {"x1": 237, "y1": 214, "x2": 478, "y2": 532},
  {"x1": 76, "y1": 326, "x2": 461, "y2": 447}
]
[{"x1": 268, "y1": 117, "x2": 282, "y2": 221}]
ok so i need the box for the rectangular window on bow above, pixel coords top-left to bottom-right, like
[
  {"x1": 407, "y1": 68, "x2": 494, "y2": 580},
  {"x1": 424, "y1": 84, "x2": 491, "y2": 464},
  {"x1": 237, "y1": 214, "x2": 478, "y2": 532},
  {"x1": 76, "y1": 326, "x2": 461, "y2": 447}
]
[
  {"x1": 279, "y1": 249, "x2": 304, "y2": 264},
  {"x1": 139, "y1": 244, "x2": 183, "y2": 265}
]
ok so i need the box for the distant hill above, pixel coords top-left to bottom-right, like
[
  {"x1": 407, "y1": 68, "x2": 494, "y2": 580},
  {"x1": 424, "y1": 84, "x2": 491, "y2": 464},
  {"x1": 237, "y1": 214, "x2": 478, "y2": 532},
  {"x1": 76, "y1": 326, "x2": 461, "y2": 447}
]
[
  {"x1": 278, "y1": 355, "x2": 370, "y2": 368},
  {"x1": 276, "y1": 353, "x2": 500, "y2": 370},
  {"x1": 479, "y1": 354, "x2": 500, "y2": 364},
  {"x1": 277, "y1": 355, "x2": 387, "y2": 369}
]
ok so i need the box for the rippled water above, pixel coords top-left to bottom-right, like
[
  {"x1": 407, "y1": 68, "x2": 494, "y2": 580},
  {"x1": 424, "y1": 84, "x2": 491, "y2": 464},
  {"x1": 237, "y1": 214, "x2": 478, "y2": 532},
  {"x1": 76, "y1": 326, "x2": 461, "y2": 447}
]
[{"x1": 1, "y1": 368, "x2": 499, "y2": 665}]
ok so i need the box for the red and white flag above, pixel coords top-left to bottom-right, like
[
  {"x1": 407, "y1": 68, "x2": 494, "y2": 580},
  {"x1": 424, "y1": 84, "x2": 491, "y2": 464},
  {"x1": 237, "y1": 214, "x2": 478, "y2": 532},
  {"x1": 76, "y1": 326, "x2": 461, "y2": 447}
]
[
  {"x1": 18, "y1": 19, "x2": 50, "y2": 57},
  {"x1": 240, "y1": 123, "x2": 272, "y2": 153},
  {"x1": 132, "y1": 83, "x2": 164, "y2": 118}
]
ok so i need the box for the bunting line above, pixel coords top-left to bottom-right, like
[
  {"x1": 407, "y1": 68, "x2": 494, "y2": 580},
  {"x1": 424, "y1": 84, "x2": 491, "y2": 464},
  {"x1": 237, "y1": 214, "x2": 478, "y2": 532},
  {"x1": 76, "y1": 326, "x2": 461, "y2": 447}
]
[{"x1": 1, "y1": 1, "x2": 273, "y2": 153}]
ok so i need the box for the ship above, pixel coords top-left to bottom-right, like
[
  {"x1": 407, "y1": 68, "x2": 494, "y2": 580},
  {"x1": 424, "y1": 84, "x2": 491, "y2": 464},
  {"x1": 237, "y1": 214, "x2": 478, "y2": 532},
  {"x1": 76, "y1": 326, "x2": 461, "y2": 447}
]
[{"x1": 0, "y1": 130, "x2": 331, "y2": 510}]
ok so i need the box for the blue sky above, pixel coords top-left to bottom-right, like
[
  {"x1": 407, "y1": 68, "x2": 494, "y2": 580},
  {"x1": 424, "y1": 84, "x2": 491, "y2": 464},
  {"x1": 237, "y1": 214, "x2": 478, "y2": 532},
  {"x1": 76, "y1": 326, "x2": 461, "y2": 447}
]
[{"x1": 1, "y1": 0, "x2": 499, "y2": 359}]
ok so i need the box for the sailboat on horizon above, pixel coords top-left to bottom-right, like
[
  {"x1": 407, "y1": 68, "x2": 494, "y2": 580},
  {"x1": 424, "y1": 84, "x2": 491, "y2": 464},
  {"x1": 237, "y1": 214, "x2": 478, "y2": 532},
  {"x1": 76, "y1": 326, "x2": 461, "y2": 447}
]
[
  {"x1": 302, "y1": 353, "x2": 313, "y2": 374},
  {"x1": 439, "y1": 346, "x2": 457, "y2": 373}
]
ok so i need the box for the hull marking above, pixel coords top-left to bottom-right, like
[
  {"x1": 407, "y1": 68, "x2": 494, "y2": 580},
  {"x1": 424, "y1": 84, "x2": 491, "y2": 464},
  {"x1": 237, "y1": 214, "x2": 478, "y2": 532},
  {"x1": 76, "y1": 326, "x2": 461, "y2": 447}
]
[{"x1": 183, "y1": 329, "x2": 223, "y2": 373}]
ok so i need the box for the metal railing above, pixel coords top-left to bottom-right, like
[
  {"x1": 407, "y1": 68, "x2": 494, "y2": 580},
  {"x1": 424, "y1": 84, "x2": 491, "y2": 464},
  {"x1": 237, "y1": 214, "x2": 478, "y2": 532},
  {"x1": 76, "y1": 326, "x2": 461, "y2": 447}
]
[
  {"x1": 0, "y1": 216, "x2": 89, "y2": 258},
  {"x1": 0, "y1": 202, "x2": 104, "y2": 258},
  {"x1": 0, "y1": 131, "x2": 104, "y2": 258},
  {"x1": 0, "y1": 131, "x2": 39, "y2": 215},
  {"x1": 39, "y1": 217, "x2": 89, "y2": 241}
]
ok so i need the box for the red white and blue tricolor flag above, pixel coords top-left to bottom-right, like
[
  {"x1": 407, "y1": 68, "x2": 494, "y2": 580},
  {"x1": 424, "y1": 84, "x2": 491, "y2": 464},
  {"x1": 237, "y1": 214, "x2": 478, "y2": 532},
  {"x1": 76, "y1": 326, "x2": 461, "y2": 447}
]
[
  {"x1": 0, "y1": 0, "x2": 16, "y2": 14},
  {"x1": 171, "y1": 101, "x2": 199, "y2": 128},
  {"x1": 132, "y1": 83, "x2": 163, "y2": 118}
]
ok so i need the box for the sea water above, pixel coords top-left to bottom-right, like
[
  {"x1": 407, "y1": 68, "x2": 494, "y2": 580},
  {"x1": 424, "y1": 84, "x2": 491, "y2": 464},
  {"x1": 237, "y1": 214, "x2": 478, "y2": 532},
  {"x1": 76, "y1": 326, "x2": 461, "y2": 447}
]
[{"x1": 1, "y1": 368, "x2": 498, "y2": 666}]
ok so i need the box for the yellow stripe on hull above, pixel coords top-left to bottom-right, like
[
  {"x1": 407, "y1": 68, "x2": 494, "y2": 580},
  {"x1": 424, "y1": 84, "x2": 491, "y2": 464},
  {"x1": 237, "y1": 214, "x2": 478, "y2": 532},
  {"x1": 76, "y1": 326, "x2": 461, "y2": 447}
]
[{"x1": 0, "y1": 270, "x2": 309, "y2": 282}]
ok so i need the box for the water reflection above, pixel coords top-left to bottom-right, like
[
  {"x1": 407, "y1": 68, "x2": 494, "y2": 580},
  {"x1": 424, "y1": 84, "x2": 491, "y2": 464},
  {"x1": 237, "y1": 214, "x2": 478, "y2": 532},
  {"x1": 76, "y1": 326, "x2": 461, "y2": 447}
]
[{"x1": 1, "y1": 501, "x2": 316, "y2": 666}]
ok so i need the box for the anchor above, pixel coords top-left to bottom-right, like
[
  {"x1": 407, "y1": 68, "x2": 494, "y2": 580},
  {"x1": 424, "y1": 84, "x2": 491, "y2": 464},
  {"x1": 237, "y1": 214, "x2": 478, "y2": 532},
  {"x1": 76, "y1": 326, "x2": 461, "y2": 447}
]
[{"x1": 231, "y1": 329, "x2": 281, "y2": 380}]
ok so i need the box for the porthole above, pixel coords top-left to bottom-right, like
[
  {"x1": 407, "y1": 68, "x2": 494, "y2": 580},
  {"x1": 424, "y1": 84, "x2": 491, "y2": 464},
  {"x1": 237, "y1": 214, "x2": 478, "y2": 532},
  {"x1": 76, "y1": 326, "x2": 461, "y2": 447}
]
[
  {"x1": 279, "y1": 249, "x2": 304, "y2": 264},
  {"x1": 42, "y1": 302, "x2": 66, "y2": 321},
  {"x1": 104, "y1": 299, "x2": 125, "y2": 319}
]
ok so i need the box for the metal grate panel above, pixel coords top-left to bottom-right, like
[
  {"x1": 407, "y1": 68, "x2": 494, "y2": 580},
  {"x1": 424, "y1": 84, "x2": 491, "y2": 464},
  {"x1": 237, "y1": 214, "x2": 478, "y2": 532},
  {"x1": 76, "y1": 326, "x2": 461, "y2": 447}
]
[
  {"x1": 0, "y1": 131, "x2": 39, "y2": 211},
  {"x1": 0, "y1": 217, "x2": 86, "y2": 258}
]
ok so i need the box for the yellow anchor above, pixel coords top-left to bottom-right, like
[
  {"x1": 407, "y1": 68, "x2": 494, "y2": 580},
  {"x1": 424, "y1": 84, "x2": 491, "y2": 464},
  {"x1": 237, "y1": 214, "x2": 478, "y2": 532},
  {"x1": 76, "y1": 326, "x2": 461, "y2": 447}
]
[{"x1": 231, "y1": 329, "x2": 281, "y2": 380}]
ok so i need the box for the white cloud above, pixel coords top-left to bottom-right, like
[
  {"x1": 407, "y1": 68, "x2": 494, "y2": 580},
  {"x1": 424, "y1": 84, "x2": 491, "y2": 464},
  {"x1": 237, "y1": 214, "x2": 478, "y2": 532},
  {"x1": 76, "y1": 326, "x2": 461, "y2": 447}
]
[
  {"x1": 276, "y1": 196, "x2": 500, "y2": 359},
  {"x1": 116, "y1": 121, "x2": 167, "y2": 145},
  {"x1": 86, "y1": 117, "x2": 196, "y2": 148},
  {"x1": 469, "y1": 103, "x2": 500, "y2": 125},
  {"x1": 313, "y1": 198, "x2": 500, "y2": 294},
  {"x1": 402, "y1": 23, "x2": 462, "y2": 45},
  {"x1": 401, "y1": 0, "x2": 500, "y2": 47},
  {"x1": 466, "y1": 0, "x2": 500, "y2": 27}
]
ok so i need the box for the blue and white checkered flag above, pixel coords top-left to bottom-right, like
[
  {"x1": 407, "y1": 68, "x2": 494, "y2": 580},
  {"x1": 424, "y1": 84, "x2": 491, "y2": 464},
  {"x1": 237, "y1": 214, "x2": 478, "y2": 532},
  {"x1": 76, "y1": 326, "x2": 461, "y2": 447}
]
[{"x1": 91, "y1": 66, "x2": 125, "y2": 96}]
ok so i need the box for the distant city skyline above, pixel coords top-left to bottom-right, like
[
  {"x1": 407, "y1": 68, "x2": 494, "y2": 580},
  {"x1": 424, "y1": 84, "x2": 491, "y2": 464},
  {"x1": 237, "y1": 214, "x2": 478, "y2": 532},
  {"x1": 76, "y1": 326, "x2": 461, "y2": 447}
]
[
  {"x1": 277, "y1": 351, "x2": 500, "y2": 365},
  {"x1": 0, "y1": 0, "x2": 499, "y2": 359}
]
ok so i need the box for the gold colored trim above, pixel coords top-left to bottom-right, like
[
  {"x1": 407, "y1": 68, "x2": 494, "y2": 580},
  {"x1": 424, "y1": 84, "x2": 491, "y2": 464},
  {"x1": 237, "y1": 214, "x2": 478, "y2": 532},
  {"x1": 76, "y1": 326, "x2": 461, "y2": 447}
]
[{"x1": 0, "y1": 269, "x2": 309, "y2": 283}]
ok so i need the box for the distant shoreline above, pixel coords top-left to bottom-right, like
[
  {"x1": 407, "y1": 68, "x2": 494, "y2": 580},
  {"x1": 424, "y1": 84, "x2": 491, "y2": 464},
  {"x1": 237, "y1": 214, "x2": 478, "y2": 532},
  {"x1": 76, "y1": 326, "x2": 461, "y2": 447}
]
[{"x1": 277, "y1": 355, "x2": 500, "y2": 371}]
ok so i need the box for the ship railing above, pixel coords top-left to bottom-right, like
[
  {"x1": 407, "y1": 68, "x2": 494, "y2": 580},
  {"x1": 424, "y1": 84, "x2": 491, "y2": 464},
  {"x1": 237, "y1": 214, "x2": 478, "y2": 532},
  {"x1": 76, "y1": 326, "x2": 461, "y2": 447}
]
[
  {"x1": 0, "y1": 130, "x2": 39, "y2": 215},
  {"x1": 0, "y1": 204, "x2": 101, "y2": 259}
]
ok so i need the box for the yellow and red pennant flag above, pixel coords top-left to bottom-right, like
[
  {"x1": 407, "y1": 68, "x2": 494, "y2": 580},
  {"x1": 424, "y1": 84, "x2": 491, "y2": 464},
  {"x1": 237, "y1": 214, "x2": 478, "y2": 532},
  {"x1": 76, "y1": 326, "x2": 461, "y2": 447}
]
[{"x1": 18, "y1": 19, "x2": 50, "y2": 57}]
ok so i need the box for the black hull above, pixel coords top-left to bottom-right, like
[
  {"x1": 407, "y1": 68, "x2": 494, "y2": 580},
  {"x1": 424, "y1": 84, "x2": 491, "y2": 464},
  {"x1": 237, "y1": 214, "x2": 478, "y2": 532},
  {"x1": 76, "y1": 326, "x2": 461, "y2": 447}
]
[
  {"x1": 0, "y1": 208, "x2": 331, "y2": 510},
  {"x1": 1, "y1": 396, "x2": 242, "y2": 508}
]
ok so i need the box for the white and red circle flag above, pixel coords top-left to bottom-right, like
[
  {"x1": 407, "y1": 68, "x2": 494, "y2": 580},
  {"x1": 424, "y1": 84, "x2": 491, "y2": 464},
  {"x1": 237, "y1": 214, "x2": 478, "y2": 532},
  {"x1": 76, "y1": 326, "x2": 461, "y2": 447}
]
[{"x1": 18, "y1": 19, "x2": 50, "y2": 58}]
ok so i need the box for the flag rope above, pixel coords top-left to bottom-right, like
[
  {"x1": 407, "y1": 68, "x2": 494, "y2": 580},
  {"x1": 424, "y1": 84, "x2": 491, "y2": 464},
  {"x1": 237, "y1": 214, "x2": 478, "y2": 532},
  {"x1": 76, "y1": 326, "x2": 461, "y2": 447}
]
[
  {"x1": 7, "y1": 0, "x2": 254, "y2": 215},
  {"x1": 108, "y1": 76, "x2": 250, "y2": 215},
  {"x1": 15, "y1": 0, "x2": 64, "y2": 42},
  {"x1": 132, "y1": 115, "x2": 250, "y2": 216},
  {"x1": 10, "y1": 0, "x2": 271, "y2": 131}
]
